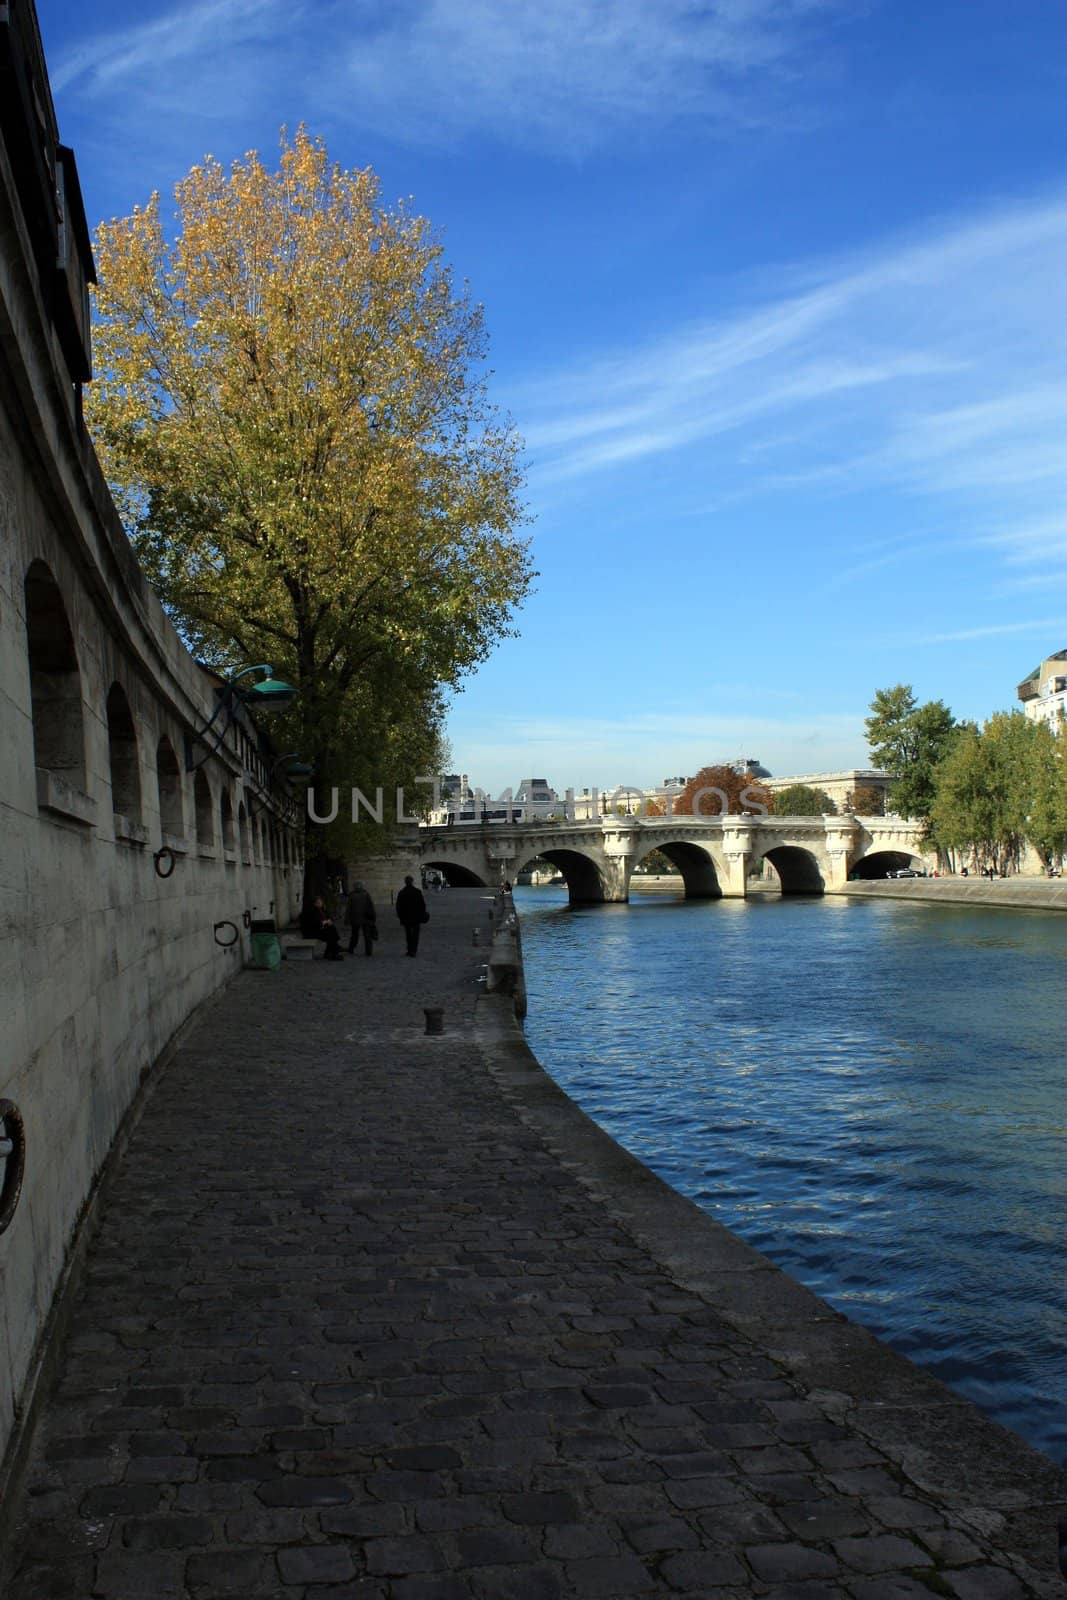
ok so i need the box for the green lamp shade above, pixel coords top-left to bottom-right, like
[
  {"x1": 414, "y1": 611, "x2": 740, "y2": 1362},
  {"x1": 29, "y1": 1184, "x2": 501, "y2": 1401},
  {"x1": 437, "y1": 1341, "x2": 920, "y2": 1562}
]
[{"x1": 244, "y1": 675, "x2": 297, "y2": 709}]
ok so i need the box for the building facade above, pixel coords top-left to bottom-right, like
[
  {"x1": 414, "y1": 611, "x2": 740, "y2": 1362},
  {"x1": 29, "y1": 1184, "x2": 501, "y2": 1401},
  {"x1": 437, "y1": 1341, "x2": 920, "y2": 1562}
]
[{"x1": 1017, "y1": 650, "x2": 1067, "y2": 732}]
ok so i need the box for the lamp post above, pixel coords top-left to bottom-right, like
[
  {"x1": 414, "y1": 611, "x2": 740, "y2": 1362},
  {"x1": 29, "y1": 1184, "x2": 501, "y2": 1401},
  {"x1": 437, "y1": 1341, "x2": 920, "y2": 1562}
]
[
  {"x1": 270, "y1": 753, "x2": 315, "y2": 825},
  {"x1": 271, "y1": 752, "x2": 315, "y2": 780},
  {"x1": 185, "y1": 664, "x2": 298, "y2": 772}
]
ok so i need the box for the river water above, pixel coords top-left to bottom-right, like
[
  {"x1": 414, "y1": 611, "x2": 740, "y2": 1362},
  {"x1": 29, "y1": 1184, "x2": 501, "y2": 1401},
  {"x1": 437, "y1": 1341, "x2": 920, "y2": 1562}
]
[{"x1": 514, "y1": 886, "x2": 1067, "y2": 1463}]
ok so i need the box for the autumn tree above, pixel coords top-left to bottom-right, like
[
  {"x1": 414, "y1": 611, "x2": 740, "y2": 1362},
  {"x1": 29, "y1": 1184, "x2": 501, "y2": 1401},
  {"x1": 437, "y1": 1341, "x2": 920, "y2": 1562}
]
[
  {"x1": 848, "y1": 784, "x2": 885, "y2": 816},
  {"x1": 86, "y1": 129, "x2": 531, "y2": 891},
  {"x1": 771, "y1": 784, "x2": 835, "y2": 817},
  {"x1": 675, "y1": 765, "x2": 771, "y2": 816},
  {"x1": 865, "y1": 686, "x2": 957, "y2": 819}
]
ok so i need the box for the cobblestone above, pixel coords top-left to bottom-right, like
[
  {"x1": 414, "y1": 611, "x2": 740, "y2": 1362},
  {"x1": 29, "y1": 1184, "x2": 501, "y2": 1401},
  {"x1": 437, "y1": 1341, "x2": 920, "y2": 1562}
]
[{"x1": 2, "y1": 890, "x2": 1063, "y2": 1597}]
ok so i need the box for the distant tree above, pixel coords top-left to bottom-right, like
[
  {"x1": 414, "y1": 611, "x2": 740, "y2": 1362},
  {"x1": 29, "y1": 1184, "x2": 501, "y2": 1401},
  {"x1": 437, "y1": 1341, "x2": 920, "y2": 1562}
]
[
  {"x1": 637, "y1": 848, "x2": 679, "y2": 874},
  {"x1": 771, "y1": 784, "x2": 835, "y2": 817},
  {"x1": 848, "y1": 785, "x2": 885, "y2": 816},
  {"x1": 928, "y1": 710, "x2": 1064, "y2": 873},
  {"x1": 1023, "y1": 719, "x2": 1067, "y2": 868},
  {"x1": 676, "y1": 764, "x2": 772, "y2": 817},
  {"x1": 865, "y1": 685, "x2": 957, "y2": 819}
]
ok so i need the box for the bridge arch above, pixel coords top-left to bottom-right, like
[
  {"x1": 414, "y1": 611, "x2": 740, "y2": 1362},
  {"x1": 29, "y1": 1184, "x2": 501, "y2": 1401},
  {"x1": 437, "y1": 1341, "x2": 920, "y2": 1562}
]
[
  {"x1": 850, "y1": 849, "x2": 924, "y2": 880},
  {"x1": 423, "y1": 858, "x2": 489, "y2": 888},
  {"x1": 516, "y1": 849, "x2": 609, "y2": 904},
  {"x1": 632, "y1": 839, "x2": 721, "y2": 898},
  {"x1": 759, "y1": 845, "x2": 825, "y2": 895}
]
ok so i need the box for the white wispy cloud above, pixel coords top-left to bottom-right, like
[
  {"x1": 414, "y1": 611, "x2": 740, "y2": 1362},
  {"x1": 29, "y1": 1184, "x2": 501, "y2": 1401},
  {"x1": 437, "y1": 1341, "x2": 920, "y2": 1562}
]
[
  {"x1": 329, "y1": 0, "x2": 848, "y2": 150},
  {"x1": 914, "y1": 618, "x2": 1066, "y2": 646},
  {"x1": 456, "y1": 708, "x2": 869, "y2": 791},
  {"x1": 515, "y1": 193, "x2": 1067, "y2": 573},
  {"x1": 52, "y1": 0, "x2": 294, "y2": 96},
  {"x1": 52, "y1": 0, "x2": 850, "y2": 151}
]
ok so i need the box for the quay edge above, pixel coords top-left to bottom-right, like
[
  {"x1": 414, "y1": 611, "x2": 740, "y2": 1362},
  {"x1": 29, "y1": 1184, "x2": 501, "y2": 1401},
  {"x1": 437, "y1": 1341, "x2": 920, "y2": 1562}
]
[{"x1": 478, "y1": 898, "x2": 1067, "y2": 1590}]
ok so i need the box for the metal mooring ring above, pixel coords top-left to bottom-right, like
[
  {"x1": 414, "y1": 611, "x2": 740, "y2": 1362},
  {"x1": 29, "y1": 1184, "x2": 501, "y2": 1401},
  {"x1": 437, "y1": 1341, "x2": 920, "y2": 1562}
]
[
  {"x1": 153, "y1": 846, "x2": 176, "y2": 879},
  {"x1": 0, "y1": 1100, "x2": 26, "y2": 1235},
  {"x1": 242, "y1": 909, "x2": 252, "y2": 929},
  {"x1": 213, "y1": 920, "x2": 239, "y2": 948}
]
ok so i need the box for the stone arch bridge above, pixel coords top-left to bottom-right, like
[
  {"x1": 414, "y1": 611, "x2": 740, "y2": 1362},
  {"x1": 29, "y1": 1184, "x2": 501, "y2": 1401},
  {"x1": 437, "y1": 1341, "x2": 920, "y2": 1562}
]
[{"x1": 418, "y1": 815, "x2": 930, "y2": 902}]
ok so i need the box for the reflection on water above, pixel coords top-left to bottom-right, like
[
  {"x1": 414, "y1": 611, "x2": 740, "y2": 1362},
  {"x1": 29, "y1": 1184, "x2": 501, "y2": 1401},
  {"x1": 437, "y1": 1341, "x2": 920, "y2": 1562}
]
[{"x1": 516, "y1": 887, "x2": 1067, "y2": 1462}]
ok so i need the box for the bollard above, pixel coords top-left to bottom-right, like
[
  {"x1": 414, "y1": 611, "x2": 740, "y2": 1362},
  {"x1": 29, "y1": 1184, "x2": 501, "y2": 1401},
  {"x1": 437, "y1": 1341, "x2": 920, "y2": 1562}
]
[
  {"x1": 472, "y1": 928, "x2": 481, "y2": 946},
  {"x1": 424, "y1": 1007, "x2": 445, "y2": 1035}
]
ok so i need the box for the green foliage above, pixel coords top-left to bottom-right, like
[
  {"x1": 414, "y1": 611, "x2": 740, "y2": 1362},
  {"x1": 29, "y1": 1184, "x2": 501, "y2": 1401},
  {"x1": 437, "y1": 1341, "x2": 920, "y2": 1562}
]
[
  {"x1": 637, "y1": 849, "x2": 680, "y2": 874},
  {"x1": 865, "y1": 685, "x2": 957, "y2": 819},
  {"x1": 928, "y1": 710, "x2": 1066, "y2": 871},
  {"x1": 771, "y1": 784, "x2": 835, "y2": 816}
]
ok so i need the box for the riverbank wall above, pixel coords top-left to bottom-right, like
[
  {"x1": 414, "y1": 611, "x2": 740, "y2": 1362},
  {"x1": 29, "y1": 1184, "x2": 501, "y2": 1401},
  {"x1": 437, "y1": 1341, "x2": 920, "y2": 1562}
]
[
  {"x1": 483, "y1": 893, "x2": 1067, "y2": 1587},
  {"x1": 835, "y1": 877, "x2": 1067, "y2": 910},
  {"x1": 0, "y1": 19, "x2": 304, "y2": 1488}
]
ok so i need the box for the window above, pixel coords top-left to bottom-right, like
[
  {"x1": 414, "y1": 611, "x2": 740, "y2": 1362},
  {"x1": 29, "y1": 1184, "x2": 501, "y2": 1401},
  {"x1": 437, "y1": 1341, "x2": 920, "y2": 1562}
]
[
  {"x1": 24, "y1": 561, "x2": 85, "y2": 787},
  {"x1": 220, "y1": 788, "x2": 236, "y2": 853},
  {"x1": 194, "y1": 770, "x2": 214, "y2": 848},
  {"x1": 156, "y1": 736, "x2": 184, "y2": 838},
  {"x1": 106, "y1": 683, "x2": 141, "y2": 822}
]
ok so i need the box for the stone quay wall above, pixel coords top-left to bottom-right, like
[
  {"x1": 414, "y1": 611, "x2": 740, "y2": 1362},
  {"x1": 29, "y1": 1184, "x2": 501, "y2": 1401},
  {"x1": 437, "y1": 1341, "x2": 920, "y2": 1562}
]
[
  {"x1": 0, "y1": 66, "x2": 303, "y2": 1478},
  {"x1": 836, "y1": 878, "x2": 1067, "y2": 911}
]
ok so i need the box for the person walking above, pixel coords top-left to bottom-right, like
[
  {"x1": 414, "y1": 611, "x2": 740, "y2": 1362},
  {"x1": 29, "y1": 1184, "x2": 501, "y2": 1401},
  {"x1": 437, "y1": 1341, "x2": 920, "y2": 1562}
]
[
  {"x1": 344, "y1": 879, "x2": 377, "y2": 956},
  {"x1": 395, "y1": 874, "x2": 428, "y2": 957}
]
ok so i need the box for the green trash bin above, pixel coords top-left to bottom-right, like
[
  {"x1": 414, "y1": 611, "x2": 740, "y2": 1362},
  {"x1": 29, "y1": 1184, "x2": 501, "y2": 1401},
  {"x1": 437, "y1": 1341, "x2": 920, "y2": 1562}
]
[{"x1": 250, "y1": 931, "x2": 281, "y2": 970}]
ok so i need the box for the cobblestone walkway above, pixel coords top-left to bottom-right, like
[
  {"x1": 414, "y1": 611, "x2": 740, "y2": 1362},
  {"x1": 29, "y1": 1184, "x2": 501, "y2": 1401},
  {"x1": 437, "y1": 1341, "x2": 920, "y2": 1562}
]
[{"x1": 3, "y1": 890, "x2": 1064, "y2": 1598}]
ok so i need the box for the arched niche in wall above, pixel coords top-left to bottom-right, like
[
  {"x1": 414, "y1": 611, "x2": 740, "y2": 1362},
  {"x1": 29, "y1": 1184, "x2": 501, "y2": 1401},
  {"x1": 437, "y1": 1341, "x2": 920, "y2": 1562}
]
[
  {"x1": 106, "y1": 683, "x2": 141, "y2": 822},
  {"x1": 194, "y1": 769, "x2": 214, "y2": 848},
  {"x1": 156, "y1": 735, "x2": 184, "y2": 838},
  {"x1": 24, "y1": 561, "x2": 86, "y2": 788},
  {"x1": 220, "y1": 788, "x2": 236, "y2": 853},
  {"x1": 238, "y1": 801, "x2": 251, "y2": 864}
]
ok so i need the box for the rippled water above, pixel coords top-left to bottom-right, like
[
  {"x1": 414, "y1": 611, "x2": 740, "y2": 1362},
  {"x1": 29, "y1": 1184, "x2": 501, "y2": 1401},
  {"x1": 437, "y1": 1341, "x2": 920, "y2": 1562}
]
[{"x1": 515, "y1": 887, "x2": 1067, "y2": 1462}]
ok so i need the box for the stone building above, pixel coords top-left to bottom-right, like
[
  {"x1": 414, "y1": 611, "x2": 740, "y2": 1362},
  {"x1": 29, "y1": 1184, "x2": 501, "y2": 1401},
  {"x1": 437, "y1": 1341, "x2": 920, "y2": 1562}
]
[{"x1": 760, "y1": 769, "x2": 895, "y2": 813}]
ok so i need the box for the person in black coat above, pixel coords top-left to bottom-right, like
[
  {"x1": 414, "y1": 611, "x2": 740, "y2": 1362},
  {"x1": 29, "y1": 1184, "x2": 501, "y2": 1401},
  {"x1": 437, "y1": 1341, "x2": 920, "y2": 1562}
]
[
  {"x1": 299, "y1": 895, "x2": 343, "y2": 960},
  {"x1": 345, "y1": 880, "x2": 377, "y2": 956},
  {"x1": 395, "y1": 875, "x2": 428, "y2": 957}
]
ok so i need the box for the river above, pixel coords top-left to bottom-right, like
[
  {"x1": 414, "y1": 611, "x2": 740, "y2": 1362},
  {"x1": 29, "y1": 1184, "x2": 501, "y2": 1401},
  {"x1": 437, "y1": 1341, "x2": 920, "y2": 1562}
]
[{"x1": 513, "y1": 885, "x2": 1067, "y2": 1463}]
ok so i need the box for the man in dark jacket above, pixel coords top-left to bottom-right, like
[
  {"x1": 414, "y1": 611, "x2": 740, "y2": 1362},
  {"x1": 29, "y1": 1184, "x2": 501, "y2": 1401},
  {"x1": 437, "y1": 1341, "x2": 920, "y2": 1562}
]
[
  {"x1": 395, "y1": 875, "x2": 428, "y2": 957},
  {"x1": 345, "y1": 880, "x2": 376, "y2": 956}
]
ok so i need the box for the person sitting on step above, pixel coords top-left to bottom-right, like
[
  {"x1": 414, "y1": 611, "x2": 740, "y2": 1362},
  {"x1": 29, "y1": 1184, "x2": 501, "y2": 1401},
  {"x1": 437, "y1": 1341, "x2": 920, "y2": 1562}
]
[{"x1": 299, "y1": 895, "x2": 343, "y2": 960}]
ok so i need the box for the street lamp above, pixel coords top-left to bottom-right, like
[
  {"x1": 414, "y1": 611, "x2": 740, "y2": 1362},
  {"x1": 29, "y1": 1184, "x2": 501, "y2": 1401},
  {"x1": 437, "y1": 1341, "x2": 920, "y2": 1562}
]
[
  {"x1": 185, "y1": 664, "x2": 298, "y2": 772},
  {"x1": 271, "y1": 753, "x2": 315, "y2": 781}
]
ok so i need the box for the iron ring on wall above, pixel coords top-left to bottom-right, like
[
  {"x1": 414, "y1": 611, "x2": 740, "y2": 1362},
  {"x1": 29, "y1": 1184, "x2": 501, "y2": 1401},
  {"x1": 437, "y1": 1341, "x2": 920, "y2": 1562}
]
[
  {"x1": 242, "y1": 909, "x2": 252, "y2": 929},
  {"x1": 0, "y1": 1100, "x2": 26, "y2": 1235},
  {"x1": 213, "y1": 921, "x2": 239, "y2": 948},
  {"x1": 153, "y1": 846, "x2": 175, "y2": 879}
]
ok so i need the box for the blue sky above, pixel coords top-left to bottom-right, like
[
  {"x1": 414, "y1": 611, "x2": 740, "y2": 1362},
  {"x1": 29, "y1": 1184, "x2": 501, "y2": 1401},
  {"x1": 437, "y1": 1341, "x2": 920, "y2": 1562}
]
[{"x1": 41, "y1": 0, "x2": 1067, "y2": 793}]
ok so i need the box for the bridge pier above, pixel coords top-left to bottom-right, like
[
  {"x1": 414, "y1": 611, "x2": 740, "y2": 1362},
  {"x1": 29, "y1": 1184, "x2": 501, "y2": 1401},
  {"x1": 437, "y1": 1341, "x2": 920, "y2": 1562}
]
[
  {"x1": 600, "y1": 822, "x2": 637, "y2": 903},
  {"x1": 824, "y1": 819, "x2": 856, "y2": 891},
  {"x1": 720, "y1": 819, "x2": 754, "y2": 897}
]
